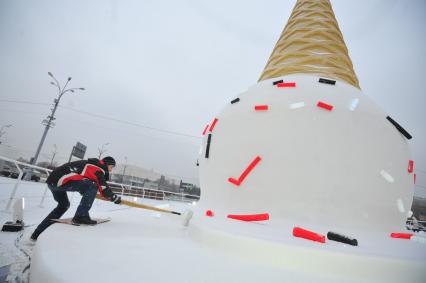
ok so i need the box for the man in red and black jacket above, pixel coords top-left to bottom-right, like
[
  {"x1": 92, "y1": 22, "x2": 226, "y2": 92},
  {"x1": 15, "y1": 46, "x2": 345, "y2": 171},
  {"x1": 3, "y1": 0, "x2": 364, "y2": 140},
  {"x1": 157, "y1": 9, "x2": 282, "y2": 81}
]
[{"x1": 31, "y1": 156, "x2": 121, "y2": 240}]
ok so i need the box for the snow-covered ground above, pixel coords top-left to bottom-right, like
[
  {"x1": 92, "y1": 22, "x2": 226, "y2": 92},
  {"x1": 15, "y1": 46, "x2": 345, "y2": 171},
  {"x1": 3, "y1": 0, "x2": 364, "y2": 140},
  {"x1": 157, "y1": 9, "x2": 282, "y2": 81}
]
[
  {"x1": 1, "y1": 176, "x2": 426, "y2": 283},
  {"x1": 0, "y1": 177, "x2": 191, "y2": 282},
  {"x1": 0, "y1": 177, "x2": 55, "y2": 283}
]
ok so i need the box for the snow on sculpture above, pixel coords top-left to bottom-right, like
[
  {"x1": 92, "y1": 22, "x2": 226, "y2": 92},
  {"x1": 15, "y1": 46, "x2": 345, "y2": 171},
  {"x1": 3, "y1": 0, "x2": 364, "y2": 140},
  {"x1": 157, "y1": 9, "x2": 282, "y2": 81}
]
[{"x1": 198, "y1": 0, "x2": 414, "y2": 233}]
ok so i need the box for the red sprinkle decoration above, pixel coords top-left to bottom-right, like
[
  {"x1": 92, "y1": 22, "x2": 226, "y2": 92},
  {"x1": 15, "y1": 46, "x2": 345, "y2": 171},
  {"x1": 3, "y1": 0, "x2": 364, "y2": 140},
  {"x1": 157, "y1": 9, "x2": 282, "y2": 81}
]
[
  {"x1": 390, "y1": 233, "x2": 413, "y2": 239},
  {"x1": 227, "y1": 213, "x2": 269, "y2": 222},
  {"x1": 209, "y1": 118, "x2": 218, "y2": 132},
  {"x1": 254, "y1": 105, "x2": 269, "y2": 111},
  {"x1": 202, "y1": 124, "x2": 209, "y2": 136},
  {"x1": 293, "y1": 227, "x2": 326, "y2": 243},
  {"x1": 206, "y1": 210, "x2": 214, "y2": 217},
  {"x1": 317, "y1": 101, "x2": 334, "y2": 111},
  {"x1": 228, "y1": 178, "x2": 240, "y2": 186},
  {"x1": 414, "y1": 173, "x2": 417, "y2": 184},
  {"x1": 408, "y1": 160, "x2": 414, "y2": 173},
  {"x1": 228, "y1": 156, "x2": 262, "y2": 186},
  {"x1": 276, "y1": 82, "x2": 296, "y2": 88}
]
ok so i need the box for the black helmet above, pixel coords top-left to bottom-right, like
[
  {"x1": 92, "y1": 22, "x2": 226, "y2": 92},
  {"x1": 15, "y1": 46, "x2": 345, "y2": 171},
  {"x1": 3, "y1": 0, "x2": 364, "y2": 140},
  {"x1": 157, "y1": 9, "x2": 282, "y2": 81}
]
[{"x1": 102, "y1": 156, "x2": 116, "y2": 167}]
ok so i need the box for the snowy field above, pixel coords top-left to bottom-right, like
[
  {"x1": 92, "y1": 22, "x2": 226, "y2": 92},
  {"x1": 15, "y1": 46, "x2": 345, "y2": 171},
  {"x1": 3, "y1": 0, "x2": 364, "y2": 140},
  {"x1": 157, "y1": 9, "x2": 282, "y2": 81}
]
[{"x1": 1, "y1": 176, "x2": 426, "y2": 283}]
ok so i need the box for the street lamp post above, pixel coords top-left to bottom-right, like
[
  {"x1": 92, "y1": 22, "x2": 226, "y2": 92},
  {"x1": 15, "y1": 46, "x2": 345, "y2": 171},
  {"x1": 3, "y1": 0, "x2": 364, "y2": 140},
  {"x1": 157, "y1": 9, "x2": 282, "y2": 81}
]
[
  {"x1": 97, "y1": 142, "x2": 109, "y2": 159},
  {"x1": 31, "y1": 72, "x2": 84, "y2": 165}
]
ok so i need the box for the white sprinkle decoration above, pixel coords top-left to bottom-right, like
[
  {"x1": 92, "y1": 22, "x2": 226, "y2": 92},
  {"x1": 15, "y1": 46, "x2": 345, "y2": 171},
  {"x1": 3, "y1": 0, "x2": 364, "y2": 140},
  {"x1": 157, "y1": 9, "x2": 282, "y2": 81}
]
[
  {"x1": 396, "y1": 199, "x2": 405, "y2": 213},
  {"x1": 380, "y1": 169, "x2": 394, "y2": 183},
  {"x1": 289, "y1": 102, "x2": 305, "y2": 109},
  {"x1": 349, "y1": 98, "x2": 359, "y2": 111}
]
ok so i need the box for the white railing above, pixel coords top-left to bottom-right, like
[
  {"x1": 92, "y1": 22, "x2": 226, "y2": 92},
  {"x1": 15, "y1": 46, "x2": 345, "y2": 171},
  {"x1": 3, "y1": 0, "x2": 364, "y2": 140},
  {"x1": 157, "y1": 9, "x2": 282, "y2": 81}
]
[
  {"x1": 0, "y1": 155, "x2": 52, "y2": 210},
  {"x1": 0, "y1": 155, "x2": 199, "y2": 211},
  {"x1": 106, "y1": 180, "x2": 199, "y2": 203},
  {"x1": 406, "y1": 219, "x2": 426, "y2": 232}
]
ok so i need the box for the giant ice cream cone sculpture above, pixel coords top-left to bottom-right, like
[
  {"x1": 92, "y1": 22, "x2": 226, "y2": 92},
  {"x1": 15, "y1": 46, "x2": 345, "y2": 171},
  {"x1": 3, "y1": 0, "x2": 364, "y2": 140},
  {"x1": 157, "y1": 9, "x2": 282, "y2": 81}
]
[
  {"x1": 199, "y1": 0, "x2": 413, "y2": 234},
  {"x1": 28, "y1": 2, "x2": 423, "y2": 283}
]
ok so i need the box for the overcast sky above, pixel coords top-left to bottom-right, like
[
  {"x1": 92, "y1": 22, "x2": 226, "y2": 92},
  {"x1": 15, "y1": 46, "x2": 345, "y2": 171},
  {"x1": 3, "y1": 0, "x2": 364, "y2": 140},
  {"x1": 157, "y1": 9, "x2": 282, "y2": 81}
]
[{"x1": 0, "y1": 0, "x2": 425, "y2": 194}]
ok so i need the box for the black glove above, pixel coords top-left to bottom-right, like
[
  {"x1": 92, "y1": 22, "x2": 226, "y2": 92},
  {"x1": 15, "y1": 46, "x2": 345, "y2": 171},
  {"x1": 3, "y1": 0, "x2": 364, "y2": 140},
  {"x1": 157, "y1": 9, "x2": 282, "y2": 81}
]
[
  {"x1": 111, "y1": 194, "x2": 121, "y2": 204},
  {"x1": 102, "y1": 187, "x2": 114, "y2": 199}
]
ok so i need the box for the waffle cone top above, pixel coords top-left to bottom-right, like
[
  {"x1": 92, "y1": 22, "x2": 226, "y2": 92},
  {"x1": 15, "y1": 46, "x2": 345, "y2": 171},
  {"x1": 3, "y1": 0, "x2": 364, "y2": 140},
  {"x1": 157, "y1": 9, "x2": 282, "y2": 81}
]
[{"x1": 259, "y1": 0, "x2": 360, "y2": 89}]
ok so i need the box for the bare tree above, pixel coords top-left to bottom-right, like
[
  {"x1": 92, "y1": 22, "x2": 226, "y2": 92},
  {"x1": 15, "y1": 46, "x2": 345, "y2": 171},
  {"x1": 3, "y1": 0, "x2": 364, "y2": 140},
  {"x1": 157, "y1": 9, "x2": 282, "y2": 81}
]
[{"x1": 97, "y1": 142, "x2": 109, "y2": 159}]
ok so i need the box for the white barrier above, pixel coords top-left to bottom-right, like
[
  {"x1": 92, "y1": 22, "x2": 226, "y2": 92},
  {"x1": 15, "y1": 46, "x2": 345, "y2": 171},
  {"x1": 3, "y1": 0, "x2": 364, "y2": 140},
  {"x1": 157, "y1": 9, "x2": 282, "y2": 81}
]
[
  {"x1": 0, "y1": 155, "x2": 199, "y2": 211},
  {"x1": 0, "y1": 155, "x2": 51, "y2": 211}
]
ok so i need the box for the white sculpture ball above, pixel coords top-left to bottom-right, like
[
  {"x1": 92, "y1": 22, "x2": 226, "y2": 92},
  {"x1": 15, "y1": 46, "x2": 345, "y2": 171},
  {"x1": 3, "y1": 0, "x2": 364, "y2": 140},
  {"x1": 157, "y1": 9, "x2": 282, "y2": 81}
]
[{"x1": 199, "y1": 74, "x2": 414, "y2": 233}]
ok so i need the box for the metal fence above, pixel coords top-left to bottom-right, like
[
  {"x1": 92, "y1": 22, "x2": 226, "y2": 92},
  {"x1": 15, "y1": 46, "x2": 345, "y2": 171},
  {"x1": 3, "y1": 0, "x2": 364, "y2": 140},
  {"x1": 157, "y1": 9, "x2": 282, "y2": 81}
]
[{"x1": 0, "y1": 155, "x2": 199, "y2": 211}]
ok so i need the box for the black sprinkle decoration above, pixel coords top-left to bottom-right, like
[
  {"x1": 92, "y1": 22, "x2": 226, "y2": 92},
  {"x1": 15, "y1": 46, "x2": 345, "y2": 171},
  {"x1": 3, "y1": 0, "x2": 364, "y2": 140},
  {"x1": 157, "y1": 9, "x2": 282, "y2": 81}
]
[
  {"x1": 272, "y1": 79, "x2": 284, "y2": 85},
  {"x1": 205, "y1": 134, "x2": 212, "y2": 158},
  {"x1": 231, "y1": 98, "x2": 240, "y2": 104},
  {"x1": 386, "y1": 116, "x2": 412, "y2": 140},
  {"x1": 327, "y1": 231, "x2": 358, "y2": 246},
  {"x1": 319, "y1": 78, "x2": 336, "y2": 85}
]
